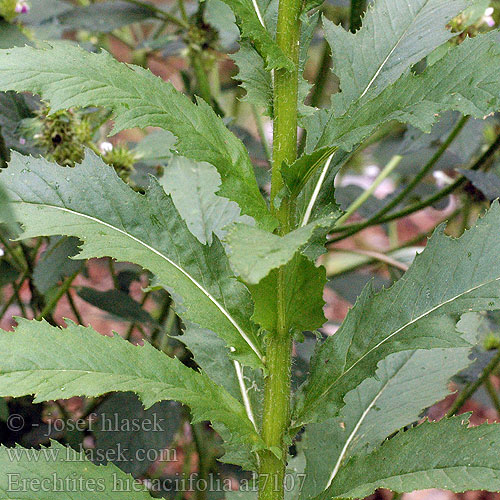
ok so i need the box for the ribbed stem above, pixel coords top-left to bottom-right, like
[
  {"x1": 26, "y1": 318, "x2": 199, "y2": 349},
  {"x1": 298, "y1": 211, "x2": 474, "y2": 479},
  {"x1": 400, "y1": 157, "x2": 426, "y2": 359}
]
[{"x1": 259, "y1": 0, "x2": 301, "y2": 498}]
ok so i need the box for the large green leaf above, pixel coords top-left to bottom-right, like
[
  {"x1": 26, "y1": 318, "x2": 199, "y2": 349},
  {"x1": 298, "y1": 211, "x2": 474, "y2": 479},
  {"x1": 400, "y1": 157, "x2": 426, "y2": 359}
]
[
  {"x1": 293, "y1": 202, "x2": 500, "y2": 426},
  {"x1": 301, "y1": 319, "x2": 475, "y2": 499},
  {"x1": 317, "y1": 416, "x2": 500, "y2": 499},
  {"x1": 325, "y1": 0, "x2": 466, "y2": 113},
  {"x1": 0, "y1": 43, "x2": 274, "y2": 230},
  {"x1": 0, "y1": 318, "x2": 266, "y2": 453},
  {"x1": 1, "y1": 151, "x2": 264, "y2": 369},
  {"x1": 0, "y1": 182, "x2": 15, "y2": 233},
  {"x1": 0, "y1": 440, "x2": 153, "y2": 500},
  {"x1": 308, "y1": 31, "x2": 500, "y2": 153}
]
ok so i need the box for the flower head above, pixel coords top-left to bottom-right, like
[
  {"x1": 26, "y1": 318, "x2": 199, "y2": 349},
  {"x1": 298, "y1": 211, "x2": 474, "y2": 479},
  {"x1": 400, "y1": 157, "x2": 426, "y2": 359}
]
[
  {"x1": 482, "y1": 7, "x2": 495, "y2": 27},
  {"x1": 14, "y1": 0, "x2": 29, "y2": 14}
]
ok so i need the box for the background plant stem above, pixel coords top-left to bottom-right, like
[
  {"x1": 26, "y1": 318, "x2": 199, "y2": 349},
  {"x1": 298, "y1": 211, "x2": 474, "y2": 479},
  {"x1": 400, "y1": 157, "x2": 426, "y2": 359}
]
[
  {"x1": 328, "y1": 132, "x2": 500, "y2": 243},
  {"x1": 446, "y1": 349, "x2": 500, "y2": 418}
]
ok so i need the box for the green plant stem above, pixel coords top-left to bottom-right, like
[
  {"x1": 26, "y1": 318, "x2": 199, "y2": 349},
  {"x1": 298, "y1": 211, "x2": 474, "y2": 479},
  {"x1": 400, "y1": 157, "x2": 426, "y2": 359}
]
[
  {"x1": 190, "y1": 51, "x2": 214, "y2": 104},
  {"x1": 108, "y1": 258, "x2": 120, "y2": 289},
  {"x1": 336, "y1": 154, "x2": 403, "y2": 225},
  {"x1": 0, "y1": 270, "x2": 29, "y2": 321},
  {"x1": 350, "y1": 0, "x2": 367, "y2": 32},
  {"x1": 0, "y1": 233, "x2": 26, "y2": 272},
  {"x1": 259, "y1": 0, "x2": 301, "y2": 498},
  {"x1": 329, "y1": 131, "x2": 500, "y2": 242},
  {"x1": 35, "y1": 269, "x2": 81, "y2": 321},
  {"x1": 270, "y1": 0, "x2": 301, "y2": 213},
  {"x1": 446, "y1": 348, "x2": 500, "y2": 418},
  {"x1": 343, "y1": 248, "x2": 409, "y2": 272},
  {"x1": 177, "y1": 0, "x2": 188, "y2": 23},
  {"x1": 66, "y1": 291, "x2": 83, "y2": 325},
  {"x1": 259, "y1": 334, "x2": 293, "y2": 500},
  {"x1": 485, "y1": 377, "x2": 500, "y2": 414}
]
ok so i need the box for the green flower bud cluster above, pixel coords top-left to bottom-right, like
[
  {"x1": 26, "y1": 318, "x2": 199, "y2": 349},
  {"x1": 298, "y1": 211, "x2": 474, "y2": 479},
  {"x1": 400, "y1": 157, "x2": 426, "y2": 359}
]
[
  {"x1": 0, "y1": 0, "x2": 19, "y2": 21},
  {"x1": 101, "y1": 144, "x2": 136, "y2": 184},
  {"x1": 34, "y1": 108, "x2": 92, "y2": 167}
]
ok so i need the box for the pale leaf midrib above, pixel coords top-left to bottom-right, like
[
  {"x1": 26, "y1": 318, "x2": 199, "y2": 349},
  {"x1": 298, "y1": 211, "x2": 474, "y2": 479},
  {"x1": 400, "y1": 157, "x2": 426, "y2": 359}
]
[
  {"x1": 301, "y1": 276, "x2": 500, "y2": 421},
  {"x1": 334, "y1": 464, "x2": 500, "y2": 499},
  {"x1": 12, "y1": 200, "x2": 264, "y2": 362}
]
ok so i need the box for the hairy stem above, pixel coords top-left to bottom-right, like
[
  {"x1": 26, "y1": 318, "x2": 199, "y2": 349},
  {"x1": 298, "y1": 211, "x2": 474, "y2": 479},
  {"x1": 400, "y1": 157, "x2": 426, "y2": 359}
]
[
  {"x1": 270, "y1": 0, "x2": 301, "y2": 214},
  {"x1": 259, "y1": 0, "x2": 301, "y2": 498},
  {"x1": 259, "y1": 333, "x2": 293, "y2": 500}
]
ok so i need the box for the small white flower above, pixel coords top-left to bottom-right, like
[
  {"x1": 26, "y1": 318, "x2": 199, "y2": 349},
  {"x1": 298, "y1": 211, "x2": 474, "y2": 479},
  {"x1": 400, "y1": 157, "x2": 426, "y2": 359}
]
[
  {"x1": 0, "y1": 248, "x2": 4, "y2": 258},
  {"x1": 482, "y1": 7, "x2": 495, "y2": 27},
  {"x1": 99, "y1": 141, "x2": 113, "y2": 154},
  {"x1": 433, "y1": 170, "x2": 454, "y2": 188},
  {"x1": 14, "y1": 1, "x2": 30, "y2": 14}
]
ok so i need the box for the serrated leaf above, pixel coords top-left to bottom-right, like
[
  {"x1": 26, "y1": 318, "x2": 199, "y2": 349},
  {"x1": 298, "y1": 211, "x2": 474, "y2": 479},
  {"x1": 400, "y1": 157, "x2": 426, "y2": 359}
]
[
  {"x1": 292, "y1": 149, "x2": 348, "y2": 228},
  {"x1": 0, "y1": 43, "x2": 274, "y2": 230},
  {"x1": 225, "y1": 214, "x2": 336, "y2": 285},
  {"x1": 316, "y1": 416, "x2": 500, "y2": 499},
  {"x1": 248, "y1": 254, "x2": 326, "y2": 333},
  {"x1": 219, "y1": 0, "x2": 293, "y2": 70},
  {"x1": 325, "y1": 0, "x2": 466, "y2": 113},
  {"x1": 309, "y1": 31, "x2": 500, "y2": 153},
  {"x1": 0, "y1": 182, "x2": 15, "y2": 233},
  {"x1": 0, "y1": 318, "x2": 266, "y2": 452},
  {"x1": 301, "y1": 325, "x2": 474, "y2": 499},
  {"x1": 232, "y1": 42, "x2": 273, "y2": 114},
  {"x1": 293, "y1": 202, "x2": 500, "y2": 427},
  {"x1": 1, "y1": 151, "x2": 264, "y2": 369},
  {"x1": 0, "y1": 440, "x2": 153, "y2": 500},
  {"x1": 160, "y1": 156, "x2": 251, "y2": 245}
]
